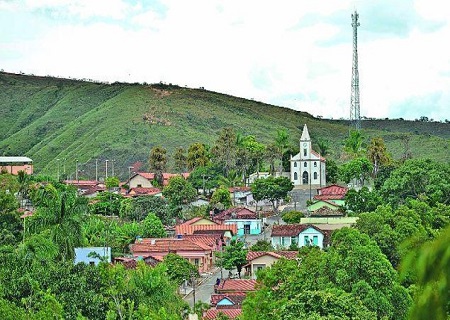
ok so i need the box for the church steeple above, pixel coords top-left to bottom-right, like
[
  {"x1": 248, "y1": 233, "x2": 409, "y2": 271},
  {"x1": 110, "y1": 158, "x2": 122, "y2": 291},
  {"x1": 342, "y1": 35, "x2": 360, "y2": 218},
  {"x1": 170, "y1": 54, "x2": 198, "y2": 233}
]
[{"x1": 300, "y1": 124, "x2": 311, "y2": 142}]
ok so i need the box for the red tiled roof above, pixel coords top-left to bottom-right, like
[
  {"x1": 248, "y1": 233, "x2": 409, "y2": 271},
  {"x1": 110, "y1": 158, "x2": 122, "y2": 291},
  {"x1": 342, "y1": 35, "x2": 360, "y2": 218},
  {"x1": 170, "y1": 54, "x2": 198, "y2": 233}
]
[
  {"x1": 246, "y1": 251, "x2": 298, "y2": 262},
  {"x1": 310, "y1": 150, "x2": 326, "y2": 161},
  {"x1": 216, "y1": 279, "x2": 257, "y2": 293},
  {"x1": 131, "y1": 238, "x2": 213, "y2": 255},
  {"x1": 128, "y1": 187, "x2": 161, "y2": 196},
  {"x1": 175, "y1": 223, "x2": 237, "y2": 236},
  {"x1": 210, "y1": 293, "x2": 247, "y2": 307},
  {"x1": 64, "y1": 180, "x2": 100, "y2": 187},
  {"x1": 310, "y1": 206, "x2": 344, "y2": 217},
  {"x1": 180, "y1": 217, "x2": 214, "y2": 226},
  {"x1": 271, "y1": 224, "x2": 324, "y2": 237},
  {"x1": 228, "y1": 186, "x2": 251, "y2": 193},
  {"x1": 213, "y1": 207, "x2": 258, "y2": 222},
  {"x1": 203, "y1": 309, "x2": 242, "y2": 320},
  {"x1": 315, "y1": 184, "x2": 348, "y2": 200},
  {"x1": 113, "y1": 255, "x2": 161, "y2": 269},
  {"x1": 20, "y1": 210, "x2": 34, "y2": 218},
  {"x1": 134, "y1": 172, "x2": 190, "y2": 186},
  {"x1": 182, "y1": 234, "x2": 222, "y2": 248}
]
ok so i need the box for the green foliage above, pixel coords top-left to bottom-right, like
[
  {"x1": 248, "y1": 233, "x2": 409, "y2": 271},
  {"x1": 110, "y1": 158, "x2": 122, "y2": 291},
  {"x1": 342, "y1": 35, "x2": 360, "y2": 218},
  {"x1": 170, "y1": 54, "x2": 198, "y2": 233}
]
[
  {"x1": 281, "y1": 210, "x2": 304, "y2": 224},
  {"x1": 367, "y1": 137, "x2": 391, "y2": 177},
  {"x1": 401, "y1": 225, "x2": 450, "y2": 320},
  {"x1": 381, "y1": 159, "x2": 450, "y2": 206},
  {"x1": 162, "y1": 176, "x2": 197, "y2": 208},
  {"x1": 187, "y1": 143, "x2": 210, "y2": 170},
  {"x1": 219, "y1": 240, "x2": 248, "y2": 278},
  {"x1": 161, "y1": 253, "x2": 199, "y2": 285},
  {"x1": 105, "y1": 176, "x2": 120, "y2": 189},
  {"x1": 338, "y1": 157, "x2": 373, "y2": 186},
  {"x1": 251, "y1": 176, "x2": 293, "y2": 214},
  {"x1": 173, "y1": 147, "x2": 187, "y2": 173},
  {"x1": 249, "y1": 240, "x2": 273, "y2": 252},
  {"x1": 210, "y1": 186, "x2": 232, "y2": 209},
  {"x1": 90, "y1": 192, "x2": 123, "y2": 216},
  {"x1": 325, "y1": 158, "x2": 339, "y2": 184},
  {"x1": 211, "y1": 127, "x2": 237, "y2": 177},
  {"x1": 187, "y1": 164, "x2": 221, "y2": 194},
  {"x1": 344, "y1": 187, "x2": 382, "y2": 214},
  {"x1": 344, "y1": 130, "x2": 366, "y2": 156},
  {"x1": 121, "y1": 196, "x2": 169, "y2": 223},
  {"x1": 140, "y1": 213, "x2": 166, "y2": 238},
  {"x1": 149, "y1": 146, "x2": 167, "y2": 186}
]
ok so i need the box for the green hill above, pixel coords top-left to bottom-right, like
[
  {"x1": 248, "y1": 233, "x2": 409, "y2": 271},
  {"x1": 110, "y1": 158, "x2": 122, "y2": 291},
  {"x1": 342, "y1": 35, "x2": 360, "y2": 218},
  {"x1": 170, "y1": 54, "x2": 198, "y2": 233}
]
[{"x1": 1, "y1": 72, "x2": 449, "y2": 179}]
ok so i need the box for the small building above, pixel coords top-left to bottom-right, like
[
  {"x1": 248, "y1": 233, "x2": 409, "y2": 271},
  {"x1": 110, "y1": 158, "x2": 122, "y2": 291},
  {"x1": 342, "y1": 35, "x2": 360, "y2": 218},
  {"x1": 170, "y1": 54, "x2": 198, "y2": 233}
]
[
  {"x1": 202, "y1": 309, "x2": 242, "y2": 320},
  {"x1": 213, "y1": 207, "x2": 263, "y2": 236},
  {"x1": 214, "y1": 279, "x2": 257, "y2": 294},
  {"x1": 307, "y1": 200, "x2": 344, "y2": 215},
  {"x1": 245, "y1": 251, "x2": 298, "y2": 279},
  {"x1": 290, "y1": 124, "x2": 326, "y2": 188},
  {"x1": 0, "y1": 156, "x2": 33, "y2": 175},
  {"x1": 175, "y1": 217, "x2": 237, "y2": 243},
  {"x1": 74, "y1": 247, "x2": 111, "y2": 266},
  {"x1": 210, "y1": 293, "x2": 247, "y2": 309},
  {"x1": 313, "y1": 184, "x2": 348, "y2": 206},
  {"x1": 246, "y1": 172, "x2": 271, "y2": 186},
  {"x1": 271, "y1": 224, "x2": 328, "y2": 249},
  {"x1": 128, "y1": 172, "x2": 189, "y2": 188},
  {"x1": 127, "y1": 187, "x2": 162, "y2": 197},
  {"x1": 229, "y1": 187, "x2": 253, "y2": 205}
]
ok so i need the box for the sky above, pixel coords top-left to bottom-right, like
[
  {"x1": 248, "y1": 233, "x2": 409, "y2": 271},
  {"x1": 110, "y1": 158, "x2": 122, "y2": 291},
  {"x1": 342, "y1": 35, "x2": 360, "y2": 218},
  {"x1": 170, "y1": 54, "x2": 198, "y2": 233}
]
[{"x1": 1, "y1": 0, "x2": 449, "y2": 121}]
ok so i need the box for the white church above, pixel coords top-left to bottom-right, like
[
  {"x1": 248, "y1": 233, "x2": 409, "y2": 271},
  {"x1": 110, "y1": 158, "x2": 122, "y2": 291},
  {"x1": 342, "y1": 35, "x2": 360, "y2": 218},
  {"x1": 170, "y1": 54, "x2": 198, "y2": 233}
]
[{"x1": 290, "y1": 124, "x2": 326, "y2": 187}]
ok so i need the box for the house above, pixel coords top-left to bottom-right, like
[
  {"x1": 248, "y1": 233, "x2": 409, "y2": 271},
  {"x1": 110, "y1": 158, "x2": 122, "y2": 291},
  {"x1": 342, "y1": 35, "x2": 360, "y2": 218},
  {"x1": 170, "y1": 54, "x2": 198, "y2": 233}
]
[
  {"x1": 246, "y1": 172, "x2": 271, "y2": 186},
  {"x1": 0, "y1": 156, "x2": 33, "y2": 175},
  {"x1": 214, "y1": 279, "x2": 257, "y2": 294},
  {"x1": 127, "y1": 187, "x2": 162, "y2": 197},
  {"x1": 245, "y1": 251, "x2": 298, "y2": 279},
  {"x1": 271, "y1": 224, "x2": 328, "y2": 249},
  {"x1": 128, "y1": 172, "x2": 189, "y2": 188},
  {"x1": 307, "y1": 200, "x2": 344, "y2": 216},
  {"x1": 210, "y1": 293, "x2": 247, "y2": 309},
  {"x1": 74, "y1": 247, "x2": 111, "y2": 266},
  {"x1": 229, "y1": 187, "x2": 253, "y2": 205},
  {"x1": 203, "y1": 309, "x2": 242, "y2": 320},
  {"x1": 113, "y1": 255, "x2": 162, "y2": 269},
  {"x1": 175, "y1": 217, "x2": 237, "y2": 242},
  {"x1": 290, "y1": 124, "x2": 326, "y2": 188},
  {"x1": 130, "y1": 237, "x2": 218, "y2": 272},
  {"x1": 213, "y1": 207, "x2": 263, "y2": 236},
  {"x1": 313, "y1": 184, "x2": 348, "y2": 206},
  {"x1": 65, "y1": 180, "x2": 105, "y2": 196}
]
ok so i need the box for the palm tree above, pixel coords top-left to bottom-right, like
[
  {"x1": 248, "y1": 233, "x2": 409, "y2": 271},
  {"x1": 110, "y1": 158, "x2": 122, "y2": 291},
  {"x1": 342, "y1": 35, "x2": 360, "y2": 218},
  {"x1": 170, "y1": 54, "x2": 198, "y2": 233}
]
[
  {"x1": 317, "y1": 138, "x2": 330, "y2": 156},
  {"x1": 275, "y1": 129, "x2": 289, "y2": 174},
  {"x1": 29, "y1": 184, "x2": 87, "y2": 261},
  {"x1": 367, "y1": 137, "x2": 390, "y2": 177},
  {"x1": 149, "y1": 146, "x2": 167, "y2": 186}
]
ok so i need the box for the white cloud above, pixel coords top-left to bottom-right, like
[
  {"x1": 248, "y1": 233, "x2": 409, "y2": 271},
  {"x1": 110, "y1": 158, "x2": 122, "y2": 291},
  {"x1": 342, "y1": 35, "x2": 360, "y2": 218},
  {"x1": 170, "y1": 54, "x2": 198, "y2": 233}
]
[{"x1": 1, "y1": 0, "x2": 449, "y2": 121}]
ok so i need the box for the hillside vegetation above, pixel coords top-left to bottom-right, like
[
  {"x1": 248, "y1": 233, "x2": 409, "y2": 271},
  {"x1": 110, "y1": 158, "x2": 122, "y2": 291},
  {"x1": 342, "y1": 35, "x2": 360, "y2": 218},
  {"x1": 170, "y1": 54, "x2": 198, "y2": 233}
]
[{"x1": 1, "y1": 72, "x2": 449, "y2": 179}]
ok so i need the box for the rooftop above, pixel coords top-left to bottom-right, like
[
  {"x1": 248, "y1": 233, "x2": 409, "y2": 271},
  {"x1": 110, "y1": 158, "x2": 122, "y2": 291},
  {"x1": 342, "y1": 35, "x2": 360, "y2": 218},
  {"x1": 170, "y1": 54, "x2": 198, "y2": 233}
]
[
  {"x1": 246, "y1": 251, "x2": 298, "y2": 261},
  {"x1": 271, "y1": 224, "x2": 324, "y2": 237},
  {"x1": 210, "y1": 293, "x2": 247, "y2": 307},
  {"x1": 216, "y1": 279, "x2": 257, "y2": 293},
  {"x1": 0, "y1": 156, "x2": 33, "y2": 163},
  {"x1": 203, "y1": 309, "x2": 242, "y2": 320}
]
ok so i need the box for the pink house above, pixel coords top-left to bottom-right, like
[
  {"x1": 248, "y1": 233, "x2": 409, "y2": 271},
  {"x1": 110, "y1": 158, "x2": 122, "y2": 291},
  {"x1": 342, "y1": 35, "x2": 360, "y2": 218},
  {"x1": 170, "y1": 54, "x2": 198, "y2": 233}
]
[{"x1": 0, "y1": 156, "x2": 33, "y2": 175}]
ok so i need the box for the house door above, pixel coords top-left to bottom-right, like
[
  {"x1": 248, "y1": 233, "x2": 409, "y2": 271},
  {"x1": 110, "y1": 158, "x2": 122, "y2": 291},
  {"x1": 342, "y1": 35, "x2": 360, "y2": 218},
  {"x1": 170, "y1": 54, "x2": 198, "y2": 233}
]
[
  {"x1": 244, "y1": 224, "x2": 250, "y2": 235},
  {"x1": 302, "y1": 171, "x2": 309, "y2": 184}
]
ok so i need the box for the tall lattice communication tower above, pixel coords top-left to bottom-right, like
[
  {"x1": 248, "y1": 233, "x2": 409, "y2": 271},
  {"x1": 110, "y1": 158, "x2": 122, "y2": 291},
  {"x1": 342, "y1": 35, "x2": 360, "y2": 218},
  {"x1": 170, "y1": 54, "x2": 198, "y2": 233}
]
[{"x1": 350, "y1": 10, "x2": 361, "y2": 130}]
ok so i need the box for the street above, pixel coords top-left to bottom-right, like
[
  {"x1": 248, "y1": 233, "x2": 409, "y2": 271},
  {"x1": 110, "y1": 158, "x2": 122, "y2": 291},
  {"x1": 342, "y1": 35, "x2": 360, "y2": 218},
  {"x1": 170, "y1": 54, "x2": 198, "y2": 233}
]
[{"x1": 183, "y1": 267, "x2": 221, "y2": 308}]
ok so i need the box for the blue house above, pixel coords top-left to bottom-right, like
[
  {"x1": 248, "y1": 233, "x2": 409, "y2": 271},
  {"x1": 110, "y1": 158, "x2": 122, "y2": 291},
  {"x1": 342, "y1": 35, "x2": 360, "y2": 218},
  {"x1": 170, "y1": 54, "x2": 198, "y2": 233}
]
[
  {"x1": 271, "y1": 224, "x2": 329, "y2": 249},
  {"x1": 74, "y1": 247, "x2": 111, "y2": 266},
  {"x1": 213, "y1": 207, "x2": 263, "y2": 236}
]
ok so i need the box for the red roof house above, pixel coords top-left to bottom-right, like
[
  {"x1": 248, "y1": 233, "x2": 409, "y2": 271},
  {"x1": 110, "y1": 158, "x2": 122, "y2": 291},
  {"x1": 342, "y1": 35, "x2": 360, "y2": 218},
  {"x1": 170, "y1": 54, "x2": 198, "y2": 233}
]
[
  {"x1": 203, "y1": 309, "x2": 242, "y2": 320},
  {"x1": 314, "y1": 184, "x2": 348, "y2": 201}
]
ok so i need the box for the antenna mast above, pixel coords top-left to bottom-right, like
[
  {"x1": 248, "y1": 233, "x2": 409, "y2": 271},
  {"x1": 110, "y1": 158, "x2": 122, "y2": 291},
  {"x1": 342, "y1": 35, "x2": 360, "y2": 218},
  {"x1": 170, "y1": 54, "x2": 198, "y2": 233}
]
[{"x1": 350, "y1": 10, "x2": 361, "y2": 130}]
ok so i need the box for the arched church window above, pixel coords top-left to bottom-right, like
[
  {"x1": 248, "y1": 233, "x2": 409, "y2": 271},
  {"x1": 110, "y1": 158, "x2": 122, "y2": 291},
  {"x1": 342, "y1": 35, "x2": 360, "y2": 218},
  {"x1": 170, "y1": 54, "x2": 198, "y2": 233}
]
[
  {"x1": 303, "y1": 149, "x2": 307, "y2": 157},
  {"x1": 304, "y1": 162, "x2": 307, "y2": 167},
  {"x1": 294, "y1": 162, "x2": 297, "y2": 167},
  {"x1": 294, "y1": 172, "x2": 298, "y2": 180},
  {"x1": 314, "y1": 172, "x2": 317, "y2": 180},
  {"x1": 302, "y1": 171, "x2": 308, "y2": 184},
  {"x1": 314, "y1": 162, "x2": 317, "y2": 167}
]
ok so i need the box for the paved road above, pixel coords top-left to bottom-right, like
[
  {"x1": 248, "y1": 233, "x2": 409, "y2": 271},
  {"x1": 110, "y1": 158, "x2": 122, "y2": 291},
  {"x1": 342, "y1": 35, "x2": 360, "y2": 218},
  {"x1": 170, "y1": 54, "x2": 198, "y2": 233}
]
[{"x1": 183, "y1": 267, "x2": 221, "y2": 308}]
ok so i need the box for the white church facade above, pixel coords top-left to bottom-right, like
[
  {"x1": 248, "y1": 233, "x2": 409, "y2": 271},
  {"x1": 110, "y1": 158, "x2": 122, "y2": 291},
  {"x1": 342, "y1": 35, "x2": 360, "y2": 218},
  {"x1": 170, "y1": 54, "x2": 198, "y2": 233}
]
[{"x1": 290, "y1": 124, "x2": 326, "y2": 187}]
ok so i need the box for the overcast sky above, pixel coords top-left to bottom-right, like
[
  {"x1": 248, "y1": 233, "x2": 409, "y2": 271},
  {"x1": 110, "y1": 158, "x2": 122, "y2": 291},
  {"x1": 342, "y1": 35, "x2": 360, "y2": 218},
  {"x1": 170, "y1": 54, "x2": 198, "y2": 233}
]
[{"x1": 1, "y1": 0, "x2": 449, "y2": 121}]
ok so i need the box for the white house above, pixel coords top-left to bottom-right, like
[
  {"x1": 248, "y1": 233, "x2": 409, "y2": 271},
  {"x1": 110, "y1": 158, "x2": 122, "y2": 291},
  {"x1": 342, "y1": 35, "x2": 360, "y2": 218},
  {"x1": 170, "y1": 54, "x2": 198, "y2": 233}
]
[
  {"x1": 271, "y1": 224, "x2": 328, "y2": 249},
  {"x1": 290, "y1": 124, "x2": 326, "y2": 187},
  {"x1": 74, "y1": 247, "x2": 111, "y2": 265}
]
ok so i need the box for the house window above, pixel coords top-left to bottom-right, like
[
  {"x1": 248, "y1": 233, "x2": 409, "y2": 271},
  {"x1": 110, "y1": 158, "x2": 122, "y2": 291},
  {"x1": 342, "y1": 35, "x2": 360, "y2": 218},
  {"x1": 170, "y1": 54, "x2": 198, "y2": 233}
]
[
  {"x1": 314, "y1": 162, "x2": 317, "y2": 167},
  {"x1": 313, "y1": 236, "x2": 319, "y2": 246},
  {"x1": 244, "y1": 224, "x2": 250, "y2": 235},
  {"x1": 314, "y1": 172, "x2": 318, "y2": 180},
  {"x1": 294, "y1": 172, "x2": 298, "y2": 180},
  {"x1": 304, "y1": 236, "x2": 309, "y2": 246},
  {"x1": 194, "y1": 259, "x2": 199, "y2": 266},
  {"x1": 303, "y1": 149, "x2": 307, "y2": 156},
  {"x1": 281, "y1": 237, "x2": 285, "y2": 246},
  {"x1": 294, "y1": 162, "x2": 297, "y2": 167},
  {"x1": 291, "y1": 236, "x2": 298, "y2": 245},
  {"x1": 304, "y1": 162, "x2": 307, "y2": 167},
  {"x1": 137, "y1": 184, "x2": 142, "y2": 187}
]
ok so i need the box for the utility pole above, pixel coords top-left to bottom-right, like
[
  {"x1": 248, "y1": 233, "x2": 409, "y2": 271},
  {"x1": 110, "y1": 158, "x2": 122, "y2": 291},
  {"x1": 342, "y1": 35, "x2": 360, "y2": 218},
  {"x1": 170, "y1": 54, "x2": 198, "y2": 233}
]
[
  {"x1": 95, "y1": 159, "x2": 98, "y2": 181},
  {"x1": 128, "y1": 166, "x2": 133, "y2": 183},
  {"x1": 105, "y1": 160, "x2": 109, "y2": 180},
  {"x1": 75, "y1": 159, "x2": 79, "y2": 183},
  {"x1": 56, "y1": 158, "x2": 60, "y2": 181},
  {"x1": 111, "y1": 159, "x2": 115, "y2": 177},
  {"x1": 350, "y1": 10, "x2": 361, "y2": 131}
]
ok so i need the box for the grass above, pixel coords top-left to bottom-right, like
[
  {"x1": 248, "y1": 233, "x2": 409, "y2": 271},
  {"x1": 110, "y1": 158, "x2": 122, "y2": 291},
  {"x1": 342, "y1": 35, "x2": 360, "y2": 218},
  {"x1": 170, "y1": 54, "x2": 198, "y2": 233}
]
[{"x1": 0, "y1": 71, "x2": 449, "y2": 179}]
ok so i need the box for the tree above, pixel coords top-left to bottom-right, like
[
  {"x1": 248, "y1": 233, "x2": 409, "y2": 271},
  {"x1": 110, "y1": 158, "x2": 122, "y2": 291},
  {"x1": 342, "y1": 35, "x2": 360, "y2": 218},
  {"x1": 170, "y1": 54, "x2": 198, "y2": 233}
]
[
  {"x1": 105, "y1": 176, "x2": 120, "y2": 189},
  {"x1": 367, "y1": 137, "x2": 391, "y2": 177},
  {"x1": 122, "y1": 196, "x2": 169, "y2": 223},
  {"x1": 149, "y1": 146, "x2": 168, "y2": 186},
  {"x1": 220, "y1": 240, "x2": 248, "y2": 278},
  {"x1": 249, "y1": 240, "x2": 273, "y2": 252},
  {"x1": 264, "y1": 144, "x2": 279, "y2": 175},
  {"x1": 339, "y1": 157, "x2": 373, "y2": 186},
  {"x1": 163, "y1": 176, "x2": 197, "y2": 209},
  {"x1": 316, "y1": 138, "x2": 330, "y2": 156},
  {"x1": 187, "y1": 143, "x2": 210, "y2": 170},
  {"x1": 381, "y1": 159, "x2": 450, "y2": 206},
  {"x1": 251, "y1": 176, "x2": 293, "y2": 215},
  {"x1": 162, "y1": 253, "x2": 199, "y2": 285},
  {"x1": 344, "y1": 187, "x2": 382, "y2": 214},
  {"x1": 239, "y1": 135, "x2": 265, "y2": 179},
  {"x1": 173, "y1": 147, "x2": 187, "y2": 173},
  {"x1": 325, "y1": 158, "x2": 339, "y2": 184},
  {"x1": 344, "y1": 130, "x2": 365, "y2": 157},
  {"x1": 281, "y1": 210, "x2": 304, "y2": 224},
  {"x1": 274, "y1": 129, "x2": 289, "y2": 174},
  {"x1": 210, "y1": 186, "x2": 232, "y2": 209},
  {"x1": 187, "y1": 164, "x2": 221, "y2": 195},
  {"x1": 140, "y1": 213, "x2": 167, "y2": 238},
  {"x1": 211, "y1": 127, "x2": 237, "y2": 177}
]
